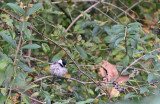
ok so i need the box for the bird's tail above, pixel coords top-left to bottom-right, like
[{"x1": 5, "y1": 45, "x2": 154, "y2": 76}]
[{"x1": 51, "y1": 75, "x2": 56, "y2": 84}]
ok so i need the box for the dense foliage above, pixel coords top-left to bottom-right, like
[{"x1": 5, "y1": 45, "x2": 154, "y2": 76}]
[{"x1": 0, "y1": 0, "x2": 160, "y2": 104}]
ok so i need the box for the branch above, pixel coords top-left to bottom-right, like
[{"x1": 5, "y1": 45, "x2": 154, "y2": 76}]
[
  {"x1": 102, "y1": 1, "x2": 136, "y2": 21},
  {"x1": 51, "y1": 0, "x2": 98, "y2": 4},
  {"x1": 31, "y1": 75, "x2": 111, "y2": 85},
  {"x1": 121, "y1": 48, "x2": 160, "y2": 74},
  {"x1": 0, "y1": 8, "x2": 109, "y2": 96},
  {"x1": 65, "y1": 2, "x2": 99, "y2": 32},
  {"x1": 27, "y1": 15, "x2": 33, "y2": 67},
  {"x1": 93, "y1": 7, "x2": 118, "y2": 24}
]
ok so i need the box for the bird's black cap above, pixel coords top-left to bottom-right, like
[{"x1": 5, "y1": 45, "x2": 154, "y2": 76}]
[
  {"x1": 58, "y1": 59, "x2": 67, "y2": 67},
  {"x1": 62, "y1": 59, "x2": 66, "y2": 67}
]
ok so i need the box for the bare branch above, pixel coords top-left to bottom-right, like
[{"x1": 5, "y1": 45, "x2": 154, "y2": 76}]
[
  {"x1": 51, "y1": 0, "x2": 98, "y2": 4},
  {"x1": 102, "y1": 1, "x2": 136, "y2": 21},
  {"x1": 32, "y1": 75, "x2": 112, "y2": 85},
  {"x1": 121, "y1": 48, "x2": 160, "y2": 74},
  {"x1": 65, "y1": 2, "x2": 99, "y2": 32},
  {"x1": 93, "y1": 7, "x2": 118, "y2": 24}
]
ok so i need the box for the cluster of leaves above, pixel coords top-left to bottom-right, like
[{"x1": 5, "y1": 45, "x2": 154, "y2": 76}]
[{"x1": 0, "y1": 0, "x2": 160, "y2": 104}]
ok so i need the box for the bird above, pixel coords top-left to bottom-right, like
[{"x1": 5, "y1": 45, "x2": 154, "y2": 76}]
[{"x1": 49, "y1": 59, "x2": 67, "y2": 83}]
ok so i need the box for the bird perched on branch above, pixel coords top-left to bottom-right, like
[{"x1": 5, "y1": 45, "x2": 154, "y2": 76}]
[{"x1": 49, "y1": 59, "x2": 67, "y2": 83}]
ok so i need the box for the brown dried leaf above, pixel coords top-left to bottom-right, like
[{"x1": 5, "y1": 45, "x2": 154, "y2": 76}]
[
  {"x1": 101, "y1": 60, "x2": 118, "y2": 83},
  {"x1": 99, "y1": 60, "x2": 129, "y2": 98},
  {"x1": 99, "y1": 67, "x2": 108, "y2": 86},
  {"x1": 117, "y1": 75, "x2": 129, "y2": 85}
]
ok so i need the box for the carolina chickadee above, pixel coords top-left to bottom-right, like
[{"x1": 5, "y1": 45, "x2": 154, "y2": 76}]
[{"x1": 49, "y1": 59, "x2": 67, "y2": 83}]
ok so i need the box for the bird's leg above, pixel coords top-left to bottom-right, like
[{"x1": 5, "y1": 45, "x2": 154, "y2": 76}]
[{"x1": 51, "y1": 75, "x2": 56, "y2": 84}]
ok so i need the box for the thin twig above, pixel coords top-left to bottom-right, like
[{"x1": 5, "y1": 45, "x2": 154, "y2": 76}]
[
  {"x1": 121, "y1": 48, "x2": 160, "y2": 74},
  {"x1": 102, "y1": 1, "x2": 136, "y2": 21},
  {"x1": 27, "y1": 95, "x2": 45, "y2": 104},
  {"x1": 24, "y1": 56, "x2": 52, "y2": 64},
  {"x1": 124, "y1": 26, "x2": 128, "y2": 55},
  {"x1": 93, "y1": 7, "x2": 118, "y2": 24},
  {"x1": 67, "y1": 8, "x2": 73, "y2": 21},
  {"x1": 13, "y1": 34, "x2": 23, "y2": 65},
  {"x1": 65, "y1": 2, "x2": 99, "y2": 32},
  {"x1": 118, "y1": 0, "x2": 136, "y2": 14},
  {"x1": 115, "y1": 0, "x2": 143, "y2": 20},
  {"x1": 51, "y1": 0, "x2": 97, "y2": 4},
  {"x1": 31, "y1": 76, "x2": 111, "y2": 85},
  {"x1": 27, "y1": 15, "x2": 33, "y2": 67}
]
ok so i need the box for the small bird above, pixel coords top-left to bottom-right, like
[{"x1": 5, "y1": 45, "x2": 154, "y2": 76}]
[{"x1": 49, "y1": 59, "x2": 67, "y2": 83}]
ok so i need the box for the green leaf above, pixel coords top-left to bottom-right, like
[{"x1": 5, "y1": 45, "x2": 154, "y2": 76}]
[
  {"x1": 6, "y1": 99, "x2": 11, "y2": 104},
  {"x1": 81, "y1": 21, "x2": 95, "y2": 29},
  {"x1": 74, "y1": 21, "x2": 84, "y2": 32},
  {"x1": 140, "y1": 86, "x2": 148, "y2": 94},
  {"x1": 142, "y1": 54, "x2": 155, "y2": 60},
  {"x1": 0, "y1": 33, "x2": 17, "y2": 48},
  {"x1": 1, "y1": 88, "x2": 6, "y2": 96},
  {"x1": 0, "y1": 72, "x2": 5, "y2": 86},
  {"x1": 104, "y1": 26, "x2": 112, "y2": 35},
  {"x1": 127, "y1": 46, "x2": 133, "y2": 57},
  {"x1": 31, "y1": 92, "x2": 39, "y2": 97},
  {"x1": 81, "y1": 12, "x2": 91, "y2": 20},
  {"x1": 7, "y1": 3, "x2": 25, "y2": 15},
  {"x1": 6, "y1": 18, "x2": 13, "y2": 28},
  {"x1": 88, "y1": 89, "x2": 94, "y2": 95},
  {"x1": 111, "y1": 45, "x2": 124, "y2": 56},
  {"x1": 19, "y1": 22, "x2": 31, "y2": 31},
  {"x1": 92, "y1": 26, "x2": 100, "y2": 36},
  {"x1": 130, "y1": 40, "x2": 137, "y2": 49},
  {"x1": 22, "y1": 94, "x2": 30, "y2": 104},
  {"x1": 92, "y1": 36, "x2": 100, "y2": 43},
  {"x1": 85, "y1": 98, "x2": 95, "y2": 103},
  {"x1": 111, "y1": 25, "x2": 125, "y2": 34},
  {"x1": 0, "y1": 52, "x2": 13, "y2": 63},
  {"x1": 135, "y1": 51, "x2": 145, "y2": 55},
  {"x1": 0, "y1": 59, "x2": 8, "y2": 72},
  {"x1": 128, "y1": 22, "x2": 142, "y2": 28},
  {"x1": 111, "y1": 25, "x2": 125, "y2": 30},
  {"x1": 24, "y1": 84, "x2": 39, "y2": 92},
  {"x1": 76, "y1": 46, "x2": 88, "y2": 58},
  {"x1": 154, "y1": 63, "x2": 160, "y2": 70},
  {"x1": 123, "y1": 55, "x2": 129, "y2": 67},
  {"x1": 5, "y1": 65, "x2": 13, "y2": 79},
  {"x1": 110, "y1": 33, "x2": 124, "y2": 42},
  {"x1": 77, "y1": 35, "x2": 82, "y2": 41},
  {"x1": 42, "y1": 43, "x2": 50, "y2": 53},
  {"x1": 124, "y1": 92, "x2": 136, "y2": 100},
  {"x1": 51, "y1": 50, "x2": 66, "y2": 62},
  {"x1": 22, "y1": 44, "x2": 41, "y2": 49},
  {"x1": 18, "y1": 62, "x2": 32, "y2": 72},
  {"x1": 26, "y1": 3, "x2": 42, "y2": 16},
  {"x1": 147, "y1": 73, "x2": 154, "y2": 83},
  {"x1": 114, "y1": 37, "x2": 123, "y2": 48},
  {"x1": 0, "y1": 94, "x2": 6, "y2": 104},
  {"x1": 76, "y1": 98, "x2": 94, "y2": 104},
  {"x1": 14, "y1": 71, "x2": 26, "y2": 88},
  {"x1": 104, "y1": 36, "x2": 111, "y2": 43}
]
